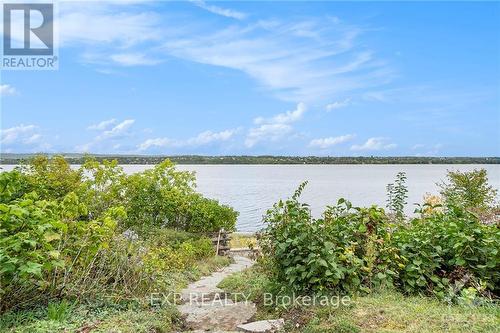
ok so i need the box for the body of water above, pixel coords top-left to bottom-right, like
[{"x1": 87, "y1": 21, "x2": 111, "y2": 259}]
[{"x1": 2, "y1": 164, "x2": 498, "y2": 232}]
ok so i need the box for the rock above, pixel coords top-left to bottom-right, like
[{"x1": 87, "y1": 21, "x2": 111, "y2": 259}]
[
  {"x1": 180, "y1": 256, "x2": 253, "y2": 303},
  {"x1": 177, "y1": 256, "x2": 256, "y2": 331},
  {"x1": 237, "y1": 319, "x2": 285, "y2": 333},
  {"x1": 180, "y1": 301, "x2": 256, "y2": 331}
]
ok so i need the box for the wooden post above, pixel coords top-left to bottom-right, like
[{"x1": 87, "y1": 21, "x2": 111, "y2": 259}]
[{"x1": 215, "y1": 229, "x2": 222, "y2": 255}]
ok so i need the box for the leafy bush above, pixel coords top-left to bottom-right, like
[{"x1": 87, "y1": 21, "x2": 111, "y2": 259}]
[
  {"x1": 77, "y1": 158, "x2": 127, "y2": 218},
  {"x1": 120, "y1": 159, "x2": 237, "y2": 232},
  {"x1": 0, "y1": 188, "x2": 124, "y2": 311},
  {"x1": 19, "y1": 156, "x2": 81, "y2": 201},
  {"x1": 260, "y1": 181, "x2": 499, "y2": 300},
  {"x1": 184, "y1": 194, "x2": 238, "y2": 232},
  {"x1": 122, "y1": 160, "x2": 197, "y2": 229},
  {"x1": 1, "y1": 155, "x2": 237, "y2": 313},
  {"x1": 0, "y1": 170, "x2": 28, "y2": 203},
  {"x1": 0, "y1": 192, "x2": 66, "y2": 309},
  {"x1": 139, "y1": 227, "x2": 198, "y2": 247},
  {"x1": 439, "y1": 169, "x2": 497, "y2": 211},
  {"x1": 260, "y1": 182, "x2": 395, "y2": 294},
  {"x1": 144, "y1": 236, "x2": 214, "y2": 272},
  {"x1": 392, "y1": 208, "x2": 500, "y2": 299}
]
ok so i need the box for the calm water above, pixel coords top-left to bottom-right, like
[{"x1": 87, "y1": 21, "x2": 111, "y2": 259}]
[{"x1": 2, "y1": 164, "x2": 499, "y2": 232}]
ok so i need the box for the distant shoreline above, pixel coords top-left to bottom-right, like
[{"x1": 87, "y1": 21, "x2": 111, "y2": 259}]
[{"x1": 0, "y1": 153, "x2": 498, "y2": 165}]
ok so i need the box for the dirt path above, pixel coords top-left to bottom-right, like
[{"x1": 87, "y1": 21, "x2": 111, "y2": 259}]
[{"x1": 177, "y1": 255, "x2": 256, "y2": 332}]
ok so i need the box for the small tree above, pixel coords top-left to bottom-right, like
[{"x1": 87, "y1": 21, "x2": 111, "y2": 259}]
[
  {"x1": 20, "y1": 155, "x2": 81, "y2": 201},
  {"x1": 386, "y1": 172, "x2": 408, "y2": 221},
  {"x1": 439, "y1": 169, "x2": 497, "y2": 211}
]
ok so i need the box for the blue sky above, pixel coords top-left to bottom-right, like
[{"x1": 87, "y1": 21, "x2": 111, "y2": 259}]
[{"x1": 1, "y1": 0, "x2": 499, "y2": 156}]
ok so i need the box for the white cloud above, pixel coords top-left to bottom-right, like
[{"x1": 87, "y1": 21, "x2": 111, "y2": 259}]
[
  {"x1": 110, "y1": 53, "x2": 160, "y2": 66},
  {"x1": 325, "y1": 98, "x2": 351, "y2": 112},
  {"x1": 190, "y1": 0, "x2": 246, "y2": 20},
  {"x1": 254, "y1": 102, "x2": 307, "y2": 125},
  {"x1": 138, "y1": 138, "x2": 174, "y2": 151},
  {"x1": 59, "y1": 4, "x2": 160, "y2": 47},
  {"x1": 185, "y1": 129, "x2": 237, "y2": 146},
  {"x1": 98, "y1": 119, "x2": 135, "y2": 140},
  {"x1": 87, "y1": 118, "x2": 117, "y2": 130},
  {"x1": 46, "y1": 2, "x2": 164, "y2": 67},
  {"x1": 309, "y1": 134, "x2": 355, "y2": 149},
  {"x1": 0, "y1": 124, "x2": 50, "y2": 152},
  {"x1": 245, "y1": 103, "x2": 306, "y2": 148},
  {"x1": 161, "y1": 19, "x2": 392, "y2": 103},
  {"x1": 34, "y1": 2, "x2": 393, "y2": 96},
  {"x1": 351, "y1": 137, "x2": 397, "y2": 151},
  {"x1": 137, "y1": 128, "x2": 238, "y2": 151},
  {"x1": 77, "y1": 119, "x2": 136, "y2": 152},
  {"x1": 245, "y1": 123, "x2": 293, "y2": 148},
  {"x1": 0, "y1": 84, "x2": 17, "y2": 96},
  {"x1": 23, "y1": 134, "x2": 42, "y2": 145},
  {"x1": 1, "y1": 124, "x2": 36, "y2": 144}
]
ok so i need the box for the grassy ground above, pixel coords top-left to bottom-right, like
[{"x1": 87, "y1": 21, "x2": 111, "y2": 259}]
[
  {"x1": 218, "y1": 265, "x2": 500, "y2": 333},
  {"x1": 0, "y1": 256, "x2": 232, "y2": 333},
  {"x1": 0, "y1": 299, "x2": 179, "y2": 333}
]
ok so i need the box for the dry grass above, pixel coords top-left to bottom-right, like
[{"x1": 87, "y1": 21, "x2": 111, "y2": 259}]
[{"x1": 229, "y1": 233, "x2": 257, "y2": 249}]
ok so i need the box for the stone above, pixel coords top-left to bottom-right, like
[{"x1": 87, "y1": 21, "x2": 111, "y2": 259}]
[
  {"x1": 236, "y1": 319, "x2": 285, "y2": 333},
  {"x1": 180, "y1": 302, "x2": 256, "y2": 331},
  {"x1": 178, "y1": 256, "x2": 256, "y2": 331}
]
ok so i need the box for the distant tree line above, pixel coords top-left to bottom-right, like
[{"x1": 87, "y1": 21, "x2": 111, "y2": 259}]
[{"x1": 1, "y1": 153, "x2": 498, "y2": 165}]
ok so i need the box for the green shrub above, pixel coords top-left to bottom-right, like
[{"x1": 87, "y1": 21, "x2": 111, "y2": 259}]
[
  {"x1": 184, "y1": 194, "x2": 238, "y2": 232},
  {"x1": 0, "y1": 192, "x2": 65, "y2": 311},
  {"x1": 139, "y1": 226, "x2": 197, "y2": 247},
  {"x1": 144, "y1": 236, "x2": 214, "y2": 274},
  {"x1": 122, "y1": 160, "x2": 197, "y2": 229},
  {"x1": 19, "y1": 155, "x2": 81, "y2": 201},
  {"x1": 77, "y1": 158, "x2": 127, "y2": 218},
  {"x1": 0, "y1": 170, "x2": 28, "y2": 203},
  {"x1": 0, "y1": 189, "x2": 124, "y2": 311},
  {"x1": 121, "y1": 159, "x2": 237, "y2": 232},
  {"x1": 190, "y1": 237, "x2": 215, "y2": 257},
  {"x1": 439, "y1": 169, "x2": 497, "y2": 211},
  {"x1": 0, "y1": 155, "x2": 236, "y2": 315},
  {"x1": 260, "y1": 182, "x2": 499, "y2": 300},
  {"x1": 260, "y1": 183, "x2": 395, "y2": 294},
  {"x1": 392, "y1": 208, "x2": 500, "y2": 298}
]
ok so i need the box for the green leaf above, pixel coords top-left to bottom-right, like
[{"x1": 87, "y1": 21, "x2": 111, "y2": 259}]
[
  {"x1": 23, "y1": 239, "x2": 37, "y2": 248},
  {"x1": 44, "y1": 232, "x2": 61, "y2": 242},
  {"x1": 317, "y1": 258, "x2": 328, "y2": 267},
  {"x1": 19, "y1": 262, "x2": 43, "y2": 277}
]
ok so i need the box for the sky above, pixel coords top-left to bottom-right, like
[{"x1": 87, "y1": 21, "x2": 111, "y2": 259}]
[{"x1": 1, "y1": 0, "x2": 499, "y2": 156}]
